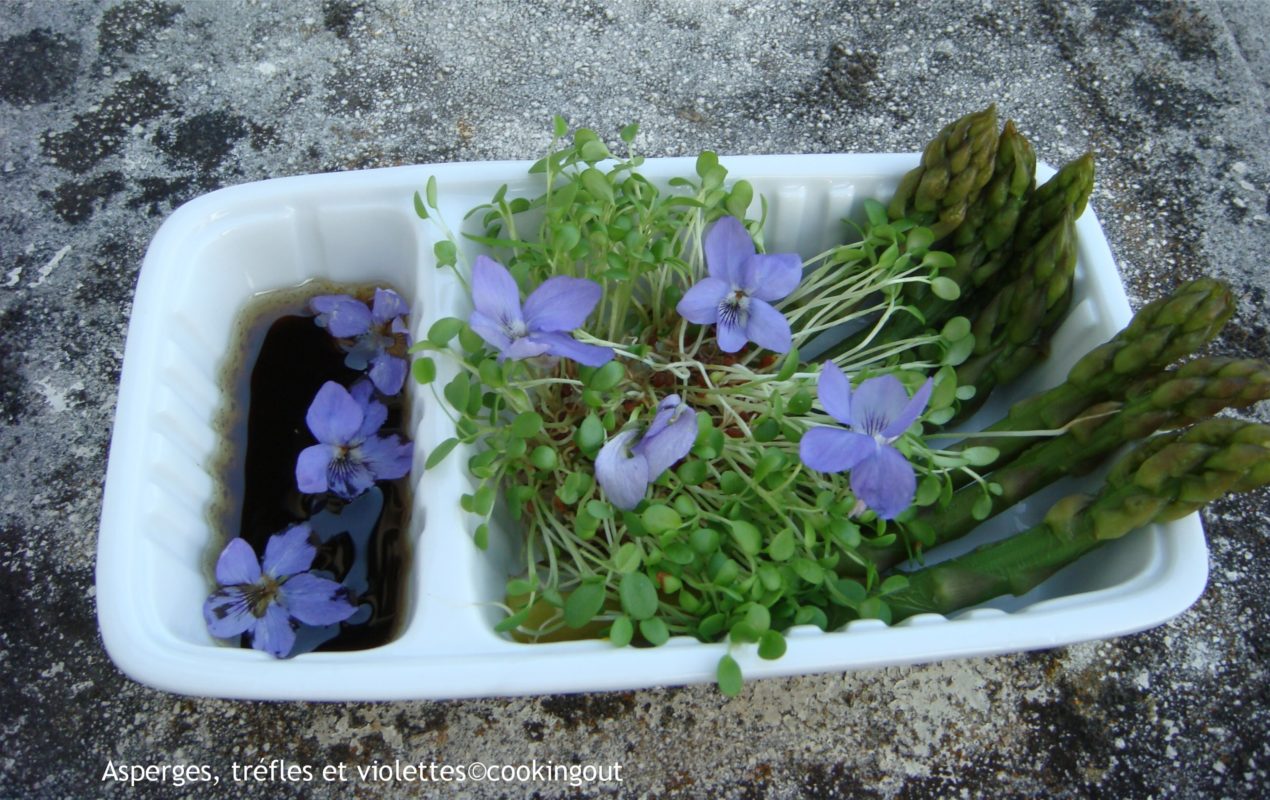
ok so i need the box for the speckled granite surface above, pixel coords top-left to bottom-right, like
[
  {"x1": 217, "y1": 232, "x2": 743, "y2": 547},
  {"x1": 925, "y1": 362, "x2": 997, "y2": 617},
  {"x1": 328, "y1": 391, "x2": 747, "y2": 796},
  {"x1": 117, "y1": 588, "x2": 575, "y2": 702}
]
[{"x1": 2, "y1": 0, "x2": 1268, "y2": 797}]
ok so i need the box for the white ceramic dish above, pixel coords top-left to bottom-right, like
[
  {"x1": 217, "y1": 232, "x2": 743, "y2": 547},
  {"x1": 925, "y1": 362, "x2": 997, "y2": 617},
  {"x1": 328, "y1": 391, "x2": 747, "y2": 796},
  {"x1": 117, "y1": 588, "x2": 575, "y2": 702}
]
[{"x1": 96, "y1": 154, "x2": 1208, "y2": 700}]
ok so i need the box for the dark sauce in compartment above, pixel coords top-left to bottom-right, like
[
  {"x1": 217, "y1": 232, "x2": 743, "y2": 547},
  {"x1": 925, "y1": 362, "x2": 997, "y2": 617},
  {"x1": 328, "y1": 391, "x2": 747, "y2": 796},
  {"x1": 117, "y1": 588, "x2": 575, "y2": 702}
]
[{"x1": 209, "y1": 285, "x2": 411, "y2": 653}]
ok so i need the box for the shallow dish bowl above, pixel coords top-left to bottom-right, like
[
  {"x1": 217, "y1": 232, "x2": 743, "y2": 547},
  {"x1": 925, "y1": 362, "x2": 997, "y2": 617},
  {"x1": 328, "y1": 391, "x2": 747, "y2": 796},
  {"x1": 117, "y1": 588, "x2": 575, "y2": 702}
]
[{"x1": 96, "y1": 154, "x2": 1208, "y2": 700}]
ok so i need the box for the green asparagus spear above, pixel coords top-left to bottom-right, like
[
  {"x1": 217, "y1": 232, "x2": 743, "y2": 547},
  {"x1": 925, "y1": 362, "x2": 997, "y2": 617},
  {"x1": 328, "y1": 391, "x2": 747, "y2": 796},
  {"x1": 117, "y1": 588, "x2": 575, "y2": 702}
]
[
  {"x1": 868, "y1": 357, "x2": 1270, "y2": 572},
  {"x1": 951, "y1": 209, "x2": 1078, "y2": 418},
  {"x1": 884, "y1": 419, "x2": 1270, "y2": 620},
  {"x1": 887, "y1": 105, "x2": 1000, "y2": 240},
  {"x1": 875, "y1": 121, "x2": 1037, "y2": 349},
  {"x1": 954, "y1": 277, "x2": 1236, "y2": 467}
]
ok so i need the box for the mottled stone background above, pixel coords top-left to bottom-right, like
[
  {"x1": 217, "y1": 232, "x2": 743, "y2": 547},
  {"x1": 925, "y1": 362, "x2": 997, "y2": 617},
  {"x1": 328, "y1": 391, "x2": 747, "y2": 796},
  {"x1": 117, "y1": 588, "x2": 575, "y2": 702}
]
[{"x1": 2, "y1": 0, "x2": 1268, "y2": 797}]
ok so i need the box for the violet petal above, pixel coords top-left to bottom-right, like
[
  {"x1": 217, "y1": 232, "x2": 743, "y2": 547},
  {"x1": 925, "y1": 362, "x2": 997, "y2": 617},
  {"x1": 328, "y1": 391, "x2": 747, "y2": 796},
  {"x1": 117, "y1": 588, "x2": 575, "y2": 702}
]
[
  {"x1": 743, "y1": 252, "x2": 803, "y2": 302},
  {"x1": 251, "y1": 602, "x2": 297, "y2": 658},
  {"x1": 305, "y1": 382, "x2": 364, "y2": 445},
  {"x1": 595, "y1": 430, "x2": 650, "y2": 511},
  {"x1": 295, "y1": 445, "x2": 333, "y2": 494},
  {"x1": 368, "y1": 353, "x2": 407, "y2": 396},
  {"x1": 358, "y1": 435, "x2": 413, "y2": 482},
  {"x1": 203, "y1": 585, "x2": 256, "y2": 639},
  {"x1": 636, "y1": 407, "x2": 698, "y2": 479},
  {"x1": 471, "y1": 255, "x2": 525, "y2": 328},
  {"x1": 279, "y1": 573, "x2": 358, "y2": 626},
  {"x1": 371, "y1": 287, "x2": 408, "y2": 324},
  {"x1": 522, "y1": 276, "x2": 602, "y2": 332},
  {"x1": 501, "y1": 334, "x2": 555, "y2": 362},
  {"x1": 326, "y1": 452, "x2": 377, "y2": 500},
  {"x1": 817, "y1": 361, "x2": 855, "y2": 427},
  {"x1": 798, "y1": 427, "x2": 877, "y2": 474},
  {"x1": 703, "y1": 216, "x2": 755, "y2": 284},
  {"x1": 743, "y1": 298, "x2": 792, "y2": 354},
  {"x1": 531, "y1": 331, "x2": 615, "y2": 366},
  {"x1": 881, "y1": 377, "x2": 934, "y2": 440},
  {"x1": 311, "y1": 295, "x2": 372, "y2": 338},
  {"x1": 262, "y1": 523, "x2": 316, "y2": 579},
  {"x1": 850, "y1": 444, "x2": 917, "y2": 520},
  {"x1": 213, "y1": 537, "x2": 262, "y2": 586},
  {"x1": 851, "y1": 375, "x2": 916, "y2": 438},
  {"x1": 640, "y1": 395, "x2": 682, "y2": 442},
  {"x1": 468, "y1": 309, "x2": 514, "y2": 352},
  {"x1": 675, "y1": 277, "x2": 729, "y2": 324},
  {"x1": 715, "y1": 314, "x2": 749, "y2": 353}
]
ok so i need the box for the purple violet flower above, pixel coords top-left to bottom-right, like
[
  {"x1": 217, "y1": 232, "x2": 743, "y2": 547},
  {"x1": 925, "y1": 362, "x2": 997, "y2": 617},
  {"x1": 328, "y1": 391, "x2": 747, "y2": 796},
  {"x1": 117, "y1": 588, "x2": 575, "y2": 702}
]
[
  {"x1": 311, "y1": 288, "x2": 411, "y2": 395},
  {"x1": 676, "y1": 215, "x2": 803, "y2": 354},
  {"x1": 296, "y1": 380, "x2": 413, "y2": 500},
  {"x1": 595, "y1": 394, "x2": 699, "y2": 510},
  {"x1": 798, "y1": 361, "x2": 934, "y2": 520},
  {"x1": 467, "y1": 255, "x2": 614, "y2": 367},
  {"x1": 203, "y1": 523, "x2": 358, "y2": 658}
]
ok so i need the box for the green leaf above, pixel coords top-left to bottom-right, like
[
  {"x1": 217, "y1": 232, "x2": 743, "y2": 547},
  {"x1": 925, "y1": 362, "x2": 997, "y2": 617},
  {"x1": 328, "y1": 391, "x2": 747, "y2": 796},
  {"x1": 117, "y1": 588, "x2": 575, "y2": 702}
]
[
  {"x1": 639, "y1": 617, "x2": 669, "y2": 646},
  {"x1": 443, "y1": 373, "x2": 470, "y2": 412},
  {"x1": 642, "y1": 503, "x2": 683, "y2": 534},
  {"x1": 775, "y1": 345, "x2": 800, "y2": 381},
  {"x1": 619, "y1": 572, "x2": 659, "y2": 620},
  {"x1": 434, "y1": 240, "x2": 457, "y2": 267},
  {"x1": 579, "y1": 139, "x2": 609, "y2": 162},
  {"x1": 729, "y1": 520, "x2": 762, "y2": 556},
  {"x1": 412, "y1": 357, "x2": 436, "y2": 384},
  {"x1": 767, "y1": 529, "x2": 796, "y2": 562},
  {"x1": 473, "y1": 522, "x2": 489, "y2": 550},
  {"x1": 425, "y1": 438, "x2": 459, "y2": 469},
  {"x1": 586, "y1": 499, "x2": 614, "y2": 520},
  {"x1": 494, "y1": 606, "x2": 530, "y2": 633},
  {"x1": 961, "y1": 446, "x2": 999, "y2": 467},
  {"x1": 458, "y1": 324, "x2": 485, "y2": 354},
  {"x1": 757, "y1": 630, "x2": 787, "y2": 660},
  {"x1": 552, "y1": 114, "x2": 568, "y2": 138},
  {"x1": 972, "y1": 492, "x2": 994, "y2": 521},
  {"x1": 472, "y1": 484, "x2": 495, "y2": 516},
  {"x1": 677, "y1": 459, "x2": 708, "y2": 486},
  {"x1": 792, "y1": 558, "x2": 824, "y2": 585},
  {"x1": 580, "y1": 167, "x2": 614, "y2": 203},
  {"x1": 428, "y1": 317, "x2": 463, "y2": 346},
  {"x1": 426, "y1": 175, "x2": 438, "y2": 209},
  {"x1": 879, "y1": 574, "x2": 910, "y2": 595},
  {"x1": 787, "y1": 390, "x2": 813, "y2": 416},
  {"x1": 725, "y1": 180, "x2": 753, "y2": 218},
  {"x1": 743, "y1": 603, "x2": 771, "y2": 632},
  {"x1": 412, "y1": 190, "x2": 428, "y2": 219},
  {"x1": 614, "y1": 542, "x2": 642, "y2": 574},
  {"x1": 603, "y1": 615, "x2": 632, "y2": 648},
  {"x1": 564, "y1": 583, "x2": 607, "y2": 628},
  {"x1": 943, "y1": 335, "x2": 976, "y2": 366},
  {"x1": 690, "y1": 527, "x2": 720, "y2": 555},
  {"x1": 575, "y1": 413, "x2": 605, "y2": 455},
  {"x1": 863, "y1": 199, "x2": 888, "y2": 227},
  {"x1": 857, "y1": 597, "x2": 892, "y2": 623},
  {"x1": 529, "y1": 445, "x2": 557, "y2": 470},
  {"x1": 906, "y1": 227, "x2": 934, "y2": 254},
  {"x1": 510, "y1": 411, "x2": 544, "y2": 438},
  {"x1": 923, "y1": 250, "x2": 956, "y2": 269},
  {"x1": 506, "y1": 577, "x2": 535, "y2": 597},
  {"x1": 716, "y1": 654, "x2": 743, "y2": 697},
  {"x1": 695, "y1": 150, "x2": 719, "y2": 178},
  {"x1": 941, "y1": 316, "x2": 972, "y2": 342},
  {"x1": 619, "y1": 123, "x2": 639, "y2": 144},
  {"x1": 930, "y1": 276, "x2": 961, "y2": 301},
  {"x1": 587, "y1": 360, "x2": 625, "y2": 392}
]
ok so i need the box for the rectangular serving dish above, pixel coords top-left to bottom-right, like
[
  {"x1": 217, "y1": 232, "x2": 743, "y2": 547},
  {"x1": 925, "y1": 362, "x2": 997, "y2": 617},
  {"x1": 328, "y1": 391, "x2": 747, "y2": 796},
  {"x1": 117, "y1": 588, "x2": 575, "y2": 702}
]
[{"x1": 96, "y1": 154, "x2": 1209, "y2": 700}]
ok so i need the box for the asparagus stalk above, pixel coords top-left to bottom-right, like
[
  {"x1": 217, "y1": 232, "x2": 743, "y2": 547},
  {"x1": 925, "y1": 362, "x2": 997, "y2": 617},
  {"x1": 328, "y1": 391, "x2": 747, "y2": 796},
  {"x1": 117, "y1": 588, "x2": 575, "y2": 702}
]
[
  {"x1": 950, "y1": 209, "x2": 1078, "y2": 419},
  {"x1": 953, "y1": 277, "x2": 1236, "y2": 467},
  {"x1": 867, "y1": 357, "x2": 1270, "y2": 572},
  {"x1": 884, "y1": 419, "x2": 1270, "y2": 620},
  {"x1": 887, "y1": 105, "x2": 1000, "y2": 240},
  {"x1": 875, "y1": 121, "x2": 1037, "y2": 348},
  {"x1": 966, "y1": 151, "x2": 1093, "y2": 291}
]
